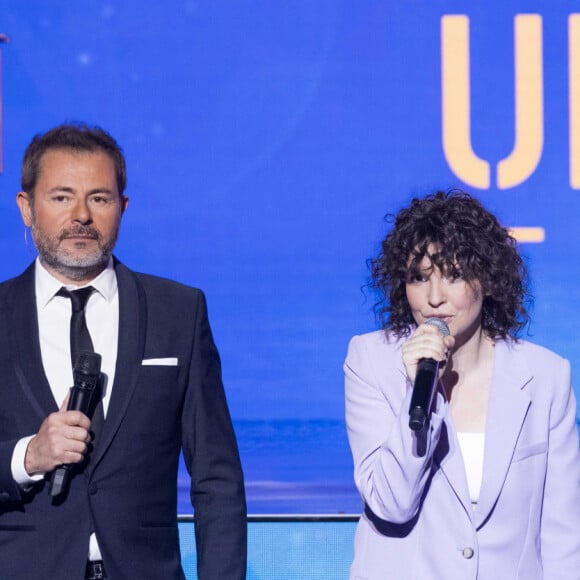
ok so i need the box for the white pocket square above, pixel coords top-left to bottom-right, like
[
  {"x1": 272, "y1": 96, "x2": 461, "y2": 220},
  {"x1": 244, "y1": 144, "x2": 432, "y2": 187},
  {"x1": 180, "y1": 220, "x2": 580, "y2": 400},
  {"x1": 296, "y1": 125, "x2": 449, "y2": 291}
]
[{"x1": 142, "y1": 357, "x2": 179, "y2": 366}]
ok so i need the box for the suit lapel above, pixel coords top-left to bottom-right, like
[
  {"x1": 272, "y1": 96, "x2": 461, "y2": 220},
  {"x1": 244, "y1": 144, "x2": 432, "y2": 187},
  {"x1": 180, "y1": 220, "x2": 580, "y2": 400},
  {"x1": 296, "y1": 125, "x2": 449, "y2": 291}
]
[
  {"x1": 438, "y1": 413, "x2": 473, "y2": 517},
  {"x1": 8, "y1": 263, "x2": 58, "y2": 420},
  {"x1": 473, "y1": 339, "x2": 532, "y2": 528},
  {"x1": 90, "y1": 261, "x2": 147, "y2": 467},
  {"x1": 437, "y1": 339, "x2": 532, "y2": 523}
]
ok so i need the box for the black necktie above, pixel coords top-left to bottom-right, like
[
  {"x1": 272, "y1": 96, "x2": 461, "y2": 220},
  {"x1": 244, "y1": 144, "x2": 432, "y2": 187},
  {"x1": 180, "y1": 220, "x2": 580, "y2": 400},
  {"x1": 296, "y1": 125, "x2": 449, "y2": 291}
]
[
  {"x1": 57, "y1": 287, "x2": 95, "y2": 366},
  {"x1": 57, "y1": 286, "x2": 104, "y2": 449}
]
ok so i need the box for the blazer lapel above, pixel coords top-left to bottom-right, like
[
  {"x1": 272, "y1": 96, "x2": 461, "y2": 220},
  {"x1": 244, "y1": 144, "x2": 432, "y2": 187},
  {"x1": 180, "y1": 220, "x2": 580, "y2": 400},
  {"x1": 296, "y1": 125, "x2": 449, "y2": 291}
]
[
  {"x1": 438, "y1": 412, "x2": 473, "y2": 517},
  {"x1": 474, "y1": 339, "x2": 532, "y2": 528},
  {"x1": 8, "y1": 263, "x2": 58, "y2": 420},
  {"x1": 90, "y1": 261, "x2": 147, "y2": 468}
]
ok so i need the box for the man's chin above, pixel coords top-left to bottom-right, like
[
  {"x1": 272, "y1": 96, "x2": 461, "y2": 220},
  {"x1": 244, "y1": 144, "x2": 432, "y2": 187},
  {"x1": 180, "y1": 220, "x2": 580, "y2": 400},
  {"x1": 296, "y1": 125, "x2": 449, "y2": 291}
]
[{"x1": 40, "y1": 253, "x2": 110, "y2": 282}]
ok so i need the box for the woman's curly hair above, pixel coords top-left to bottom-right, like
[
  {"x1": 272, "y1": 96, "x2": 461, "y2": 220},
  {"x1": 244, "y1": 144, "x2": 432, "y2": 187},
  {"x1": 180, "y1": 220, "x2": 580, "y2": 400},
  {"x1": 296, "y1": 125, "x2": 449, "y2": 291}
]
[{"x1": 369, "y1": 190, "x2": 530, "y2": 339}]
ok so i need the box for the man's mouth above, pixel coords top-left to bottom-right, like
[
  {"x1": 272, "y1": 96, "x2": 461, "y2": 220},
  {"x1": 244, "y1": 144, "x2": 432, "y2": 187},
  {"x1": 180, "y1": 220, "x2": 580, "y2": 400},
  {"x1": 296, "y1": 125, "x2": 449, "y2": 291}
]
[{"x1": 61, "y1": 230, "x2": 99, "y2": 241}]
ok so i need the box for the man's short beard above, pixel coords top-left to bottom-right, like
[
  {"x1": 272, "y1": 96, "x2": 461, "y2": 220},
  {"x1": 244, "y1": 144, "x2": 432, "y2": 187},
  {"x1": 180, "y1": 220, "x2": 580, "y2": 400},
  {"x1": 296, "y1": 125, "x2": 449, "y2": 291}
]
[
  {"x1": 31, "y1": 225, "x2": 118, "y2": 282},
  {"x1": 39, "y1": 248, "x2": 111, "y2": 281}
]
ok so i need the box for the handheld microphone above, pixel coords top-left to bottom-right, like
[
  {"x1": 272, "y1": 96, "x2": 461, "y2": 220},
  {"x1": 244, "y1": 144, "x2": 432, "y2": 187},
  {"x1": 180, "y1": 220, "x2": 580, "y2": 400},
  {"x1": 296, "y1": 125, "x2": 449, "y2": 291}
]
[
  {"x1": 49, "y1": 351, "x2": 102, "y2": 497},
  {"x1": 408, "y1": 317, "x2": 450, "y2": 431}
]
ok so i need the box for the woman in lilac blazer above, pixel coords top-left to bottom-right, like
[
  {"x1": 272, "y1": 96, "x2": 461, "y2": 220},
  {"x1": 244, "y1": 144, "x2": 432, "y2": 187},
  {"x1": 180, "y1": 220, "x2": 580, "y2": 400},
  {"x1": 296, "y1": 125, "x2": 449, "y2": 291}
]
[{"x1": 345, "y1": 191, "x2": 580, "y2": 580}]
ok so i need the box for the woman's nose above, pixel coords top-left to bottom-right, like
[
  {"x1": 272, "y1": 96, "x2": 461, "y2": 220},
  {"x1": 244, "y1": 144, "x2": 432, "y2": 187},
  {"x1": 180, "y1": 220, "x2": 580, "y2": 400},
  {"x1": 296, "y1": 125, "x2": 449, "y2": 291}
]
[{"x1": 427, "y1": 278, "x2": 445, "y2": 307}]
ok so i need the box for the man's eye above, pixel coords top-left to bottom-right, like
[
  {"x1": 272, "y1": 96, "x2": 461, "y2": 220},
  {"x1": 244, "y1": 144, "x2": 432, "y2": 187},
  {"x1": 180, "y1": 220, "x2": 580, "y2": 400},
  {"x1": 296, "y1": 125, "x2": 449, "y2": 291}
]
[{"x1": 91, "y1": 195, "x2": 112, "y2": 204}]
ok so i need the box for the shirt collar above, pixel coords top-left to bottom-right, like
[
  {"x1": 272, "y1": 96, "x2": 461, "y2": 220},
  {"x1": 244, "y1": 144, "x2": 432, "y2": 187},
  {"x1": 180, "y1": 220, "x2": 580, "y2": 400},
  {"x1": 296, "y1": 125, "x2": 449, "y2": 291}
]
[{"x1": 35, "y1": 257, "x2": 118, "y2": 309}]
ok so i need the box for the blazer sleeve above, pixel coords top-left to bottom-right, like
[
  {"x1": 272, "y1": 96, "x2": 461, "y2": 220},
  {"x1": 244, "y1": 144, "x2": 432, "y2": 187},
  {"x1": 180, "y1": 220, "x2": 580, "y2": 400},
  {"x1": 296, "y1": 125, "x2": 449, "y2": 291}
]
[
  {"x1": 180, "y1": 291, "x2": 247, "y2": 580},
  {"x1": 344, "y1": 333, "x2": 448, "y2": 523},
  {"x1": 0, "y1": 439, "x2": 28, "y2": 502},
  {"x1": 539, "y1": 357, "x2": 580, "y2": 576}
]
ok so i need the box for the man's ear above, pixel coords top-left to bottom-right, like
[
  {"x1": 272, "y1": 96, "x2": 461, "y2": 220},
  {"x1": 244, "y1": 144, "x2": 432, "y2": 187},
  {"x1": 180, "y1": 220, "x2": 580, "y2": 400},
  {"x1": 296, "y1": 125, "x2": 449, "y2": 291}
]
[
  {"x1": 121, "y1": 195, "x2": 129, "y2": 214},
  {"x1": 16, "y1": 192, "x2": 33, "y2": 227}
]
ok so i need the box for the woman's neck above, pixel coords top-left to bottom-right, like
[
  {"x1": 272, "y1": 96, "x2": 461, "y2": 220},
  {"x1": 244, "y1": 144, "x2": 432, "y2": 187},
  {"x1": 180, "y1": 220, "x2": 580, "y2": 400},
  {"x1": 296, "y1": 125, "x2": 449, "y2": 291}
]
[
  {"x1": 441, "y1": 329, "x2": 495, "y2": 433},
  {"x1": 450, "y1": 325, "x2": 493, "y2": 374}
]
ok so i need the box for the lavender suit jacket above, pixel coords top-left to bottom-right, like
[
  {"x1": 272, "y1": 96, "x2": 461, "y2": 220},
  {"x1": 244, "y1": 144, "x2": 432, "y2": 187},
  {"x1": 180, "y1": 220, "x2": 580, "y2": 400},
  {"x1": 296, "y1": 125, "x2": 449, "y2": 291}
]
[{"x1": 345, "y1": 330, "x2": 580, "y2": 580}]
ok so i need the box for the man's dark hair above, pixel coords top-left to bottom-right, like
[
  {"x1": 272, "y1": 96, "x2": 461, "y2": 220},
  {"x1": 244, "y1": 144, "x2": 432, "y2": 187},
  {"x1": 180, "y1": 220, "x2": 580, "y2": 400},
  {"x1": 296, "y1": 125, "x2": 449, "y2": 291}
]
[
  {"x1": 21, "y1": 122, "x2": 127, "y2": 196},
  {"x1": 369, "y1": 189, "x2": 530, "y2": 339}
]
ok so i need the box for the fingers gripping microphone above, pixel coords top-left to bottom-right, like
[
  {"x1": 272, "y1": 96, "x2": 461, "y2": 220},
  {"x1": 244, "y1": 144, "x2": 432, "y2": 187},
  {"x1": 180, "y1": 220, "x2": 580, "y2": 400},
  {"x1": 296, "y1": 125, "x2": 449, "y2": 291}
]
[
  {"x1": 408, "y1": 318, "x2": 450, "y2": 432},
  {"x1": 49, "y1": 351, "x2": 102, "y2": 497}
]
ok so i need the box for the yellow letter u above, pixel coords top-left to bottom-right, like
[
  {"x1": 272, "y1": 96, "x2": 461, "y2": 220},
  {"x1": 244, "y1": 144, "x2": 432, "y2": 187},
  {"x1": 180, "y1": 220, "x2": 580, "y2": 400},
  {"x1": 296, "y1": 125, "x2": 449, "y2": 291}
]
[{"x1": 441, "y1": 14, "x2": 544, "y2": 190}]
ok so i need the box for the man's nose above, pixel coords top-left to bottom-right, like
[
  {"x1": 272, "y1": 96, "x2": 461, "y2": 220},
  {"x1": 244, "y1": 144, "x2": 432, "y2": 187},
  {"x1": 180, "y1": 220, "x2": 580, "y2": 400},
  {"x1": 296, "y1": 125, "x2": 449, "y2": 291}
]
[{"x1": 71, "y1": 199, "x2": 92, "y2": 224}]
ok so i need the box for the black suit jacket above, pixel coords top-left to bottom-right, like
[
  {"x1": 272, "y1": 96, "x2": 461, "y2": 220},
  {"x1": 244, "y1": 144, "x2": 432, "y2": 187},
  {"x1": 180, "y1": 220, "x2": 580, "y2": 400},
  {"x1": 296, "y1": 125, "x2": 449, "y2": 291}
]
[{"x1": 0, "y1": 260, "x2": 247, "y2": 579}]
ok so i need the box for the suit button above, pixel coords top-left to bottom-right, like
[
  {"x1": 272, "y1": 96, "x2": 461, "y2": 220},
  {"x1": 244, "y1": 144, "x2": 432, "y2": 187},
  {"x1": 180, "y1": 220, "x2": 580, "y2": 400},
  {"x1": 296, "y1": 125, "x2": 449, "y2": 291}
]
[
  {"x1": 88, "y1": 483, "x2": 98, "y2": 495},
  {"x1": 462, "y1": 547, "x2": 474, "y2": 559}
]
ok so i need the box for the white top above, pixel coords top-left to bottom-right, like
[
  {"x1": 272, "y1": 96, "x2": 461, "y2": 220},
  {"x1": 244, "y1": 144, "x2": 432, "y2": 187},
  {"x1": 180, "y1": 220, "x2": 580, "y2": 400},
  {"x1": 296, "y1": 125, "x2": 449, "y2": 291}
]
[{"x1": 456, "y1": 431, "x2": 485, "y2": 504}]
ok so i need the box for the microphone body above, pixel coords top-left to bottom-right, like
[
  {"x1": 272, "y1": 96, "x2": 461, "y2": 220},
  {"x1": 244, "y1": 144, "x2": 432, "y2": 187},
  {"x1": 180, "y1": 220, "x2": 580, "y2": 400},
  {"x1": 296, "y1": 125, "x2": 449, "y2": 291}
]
[
  {"x1": 408, "y1": 318, "x2": 450, "y2": 431},
  {"x1": 49, "y1": 351, "x2": 102, "y2": 497}
]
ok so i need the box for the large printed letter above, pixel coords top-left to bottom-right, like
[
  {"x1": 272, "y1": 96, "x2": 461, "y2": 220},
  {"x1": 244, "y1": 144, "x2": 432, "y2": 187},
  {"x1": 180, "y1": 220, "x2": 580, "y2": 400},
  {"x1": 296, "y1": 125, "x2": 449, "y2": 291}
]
[
  {"x1": 496, "y1": 15, "x2": 543, "y2": 189},
  {"x1": 0, "y1": 45, "x2": 3, "y2": 174},
  {"x1": 441, "y1": 15, "x2": 490, "y2": 189},
  {"x1": 570, "y1": 14, "x2": 580, "y2": 188},
  {"x1": 442, "y1": 15, "x2": 543, "y2": 190},
  {"x1": 0, "y1": 35, "x2": 8, "y2": 175}
]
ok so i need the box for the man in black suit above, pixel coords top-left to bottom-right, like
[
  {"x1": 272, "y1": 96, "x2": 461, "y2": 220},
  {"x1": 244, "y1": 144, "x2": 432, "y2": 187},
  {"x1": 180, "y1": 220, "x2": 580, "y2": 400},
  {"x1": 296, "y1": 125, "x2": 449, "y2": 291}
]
[{"x1": 0, "y1": 123, "x2": 247, "y2": 579}]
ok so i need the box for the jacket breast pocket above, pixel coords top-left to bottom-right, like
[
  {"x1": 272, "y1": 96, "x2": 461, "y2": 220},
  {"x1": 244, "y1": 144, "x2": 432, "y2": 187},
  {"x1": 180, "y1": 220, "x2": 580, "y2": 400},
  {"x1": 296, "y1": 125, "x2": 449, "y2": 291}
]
[
  {"x1": 512, "y1": 441, "x2": 547, "y2": 462},
  {"x1": 128, "y1": 365, "x2": 183, "y2": 436},
  {"x1": 136, "y1": 362, "x2": 181, "y2": 395}
]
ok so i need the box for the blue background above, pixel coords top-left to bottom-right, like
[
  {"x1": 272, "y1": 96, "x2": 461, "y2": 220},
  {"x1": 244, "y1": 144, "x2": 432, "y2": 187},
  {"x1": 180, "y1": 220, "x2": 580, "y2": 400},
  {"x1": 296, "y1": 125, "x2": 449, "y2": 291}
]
[
  {"x1": 1, "y1": 1, "x2": 579, "y2": 516},
  {"x1": 178, "y1": 517, "x2": 357, "y2": 579}
]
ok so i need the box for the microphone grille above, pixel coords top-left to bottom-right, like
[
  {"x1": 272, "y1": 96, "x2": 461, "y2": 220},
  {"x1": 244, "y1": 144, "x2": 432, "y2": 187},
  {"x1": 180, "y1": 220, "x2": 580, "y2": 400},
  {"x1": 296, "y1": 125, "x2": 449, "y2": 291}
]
[
  {"x1": 424, "y1": 317, "x2": 450, "y2": 336},
  {"x1": 74, "y1": 351, "x2": 102, "y2": 376}
]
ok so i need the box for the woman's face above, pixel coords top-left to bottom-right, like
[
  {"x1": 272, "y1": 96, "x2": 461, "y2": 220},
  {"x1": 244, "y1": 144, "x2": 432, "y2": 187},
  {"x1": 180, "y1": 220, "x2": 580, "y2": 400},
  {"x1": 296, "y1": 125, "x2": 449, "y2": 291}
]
[{"x1": 405, "y1": 244, "x2": 484, "y2": 343}]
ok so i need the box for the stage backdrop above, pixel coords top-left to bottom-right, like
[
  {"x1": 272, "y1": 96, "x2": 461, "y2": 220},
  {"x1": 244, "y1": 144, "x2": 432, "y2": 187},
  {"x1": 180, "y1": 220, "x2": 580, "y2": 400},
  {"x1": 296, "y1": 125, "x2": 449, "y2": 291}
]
[{"x1": 1, "y1": 1, "x2": 579, "y2": 515}]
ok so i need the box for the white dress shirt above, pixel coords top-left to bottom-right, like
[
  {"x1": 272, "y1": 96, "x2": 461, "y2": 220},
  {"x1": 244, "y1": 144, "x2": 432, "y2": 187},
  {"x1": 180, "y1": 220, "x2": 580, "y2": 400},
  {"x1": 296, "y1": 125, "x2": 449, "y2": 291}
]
[{"x1": 11, "y1": 257, "x2": 120, "y2": 561}]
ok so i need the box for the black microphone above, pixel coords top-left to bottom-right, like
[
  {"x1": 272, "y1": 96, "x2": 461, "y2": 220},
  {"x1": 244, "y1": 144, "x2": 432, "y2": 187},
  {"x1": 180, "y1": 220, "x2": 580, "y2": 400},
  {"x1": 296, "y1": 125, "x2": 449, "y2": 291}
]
[
  {"x1": 49, "y1": 351, "x2": 102, "y2": 497},
  {"x1": 408, "y1": 317, "x2": 450, "y2": 431}
]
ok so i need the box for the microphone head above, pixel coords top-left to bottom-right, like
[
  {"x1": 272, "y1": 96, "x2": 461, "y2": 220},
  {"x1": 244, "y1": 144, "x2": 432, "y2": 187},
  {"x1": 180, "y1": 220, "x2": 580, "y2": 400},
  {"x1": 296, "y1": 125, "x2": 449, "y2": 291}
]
[
  {"x1": 74, "y1": 351, "x2": 102, "y2": 377},
  {"x1": 424, "y1": 317, "x2": 450, "y2": 337}
]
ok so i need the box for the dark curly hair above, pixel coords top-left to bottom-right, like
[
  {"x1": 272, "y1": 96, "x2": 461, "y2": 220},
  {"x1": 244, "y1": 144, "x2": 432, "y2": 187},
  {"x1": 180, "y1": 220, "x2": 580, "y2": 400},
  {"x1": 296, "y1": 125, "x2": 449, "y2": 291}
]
[{"x1": 369, "y1": 190, "x2": 530, "y2": 339}]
